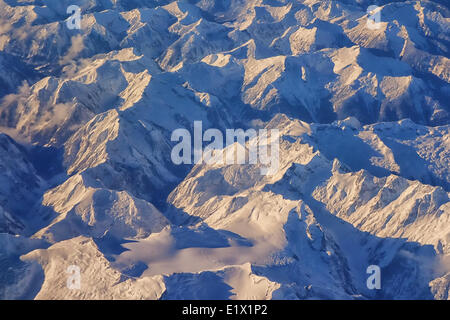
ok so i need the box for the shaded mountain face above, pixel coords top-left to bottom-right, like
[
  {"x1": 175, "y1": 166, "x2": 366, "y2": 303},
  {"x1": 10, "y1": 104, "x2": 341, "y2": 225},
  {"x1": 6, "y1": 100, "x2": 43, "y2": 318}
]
[{"x1": 0, "y1": 0, "x2": 448, "y2": 300}]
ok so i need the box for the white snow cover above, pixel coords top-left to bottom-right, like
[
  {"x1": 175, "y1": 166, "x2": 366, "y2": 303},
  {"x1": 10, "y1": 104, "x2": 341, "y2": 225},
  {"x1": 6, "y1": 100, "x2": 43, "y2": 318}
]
[{"x1": 0, "y1": 0, "x2": 448, "y2": 300}]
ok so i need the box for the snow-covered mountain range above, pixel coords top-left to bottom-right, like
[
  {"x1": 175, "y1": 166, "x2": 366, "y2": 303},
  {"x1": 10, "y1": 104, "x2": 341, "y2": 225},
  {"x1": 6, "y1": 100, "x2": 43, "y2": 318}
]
[{"x1": 0, "y1": 0, "x2": 449, "y2": 299}]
